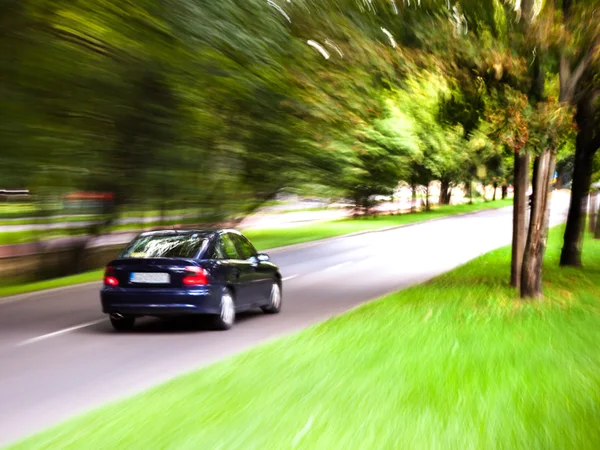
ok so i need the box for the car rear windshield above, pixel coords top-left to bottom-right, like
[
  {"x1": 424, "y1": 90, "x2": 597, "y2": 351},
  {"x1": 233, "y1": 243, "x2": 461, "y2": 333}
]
[{"x1": 120, "y1": 234, "x2": 208, "y2": 259}]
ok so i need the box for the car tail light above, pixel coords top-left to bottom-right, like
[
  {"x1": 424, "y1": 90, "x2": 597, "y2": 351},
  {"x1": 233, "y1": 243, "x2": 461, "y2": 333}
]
[
  {"x1": 104, "y1": 266, "x2": 119, "y2": 286},
  {"x1": 182, "y1": 266, "x2": 208, "y2": 285}
]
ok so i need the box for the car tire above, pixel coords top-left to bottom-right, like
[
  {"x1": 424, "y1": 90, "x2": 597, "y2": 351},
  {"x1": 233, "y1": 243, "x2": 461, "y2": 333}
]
[
  {"x1": 110, "y1": 315, "x2": 136, "y2": 331},
  {"x1": 261, "y1": 281, "x2": 282, "y2": 314},
  {"x1": 212, "y1": 288, "x2": 235, "y2": 330}
]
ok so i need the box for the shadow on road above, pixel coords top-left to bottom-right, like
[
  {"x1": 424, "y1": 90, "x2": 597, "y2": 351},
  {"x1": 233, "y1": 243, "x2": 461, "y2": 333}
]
[{"x1": 80, "y1": 310, "x2": 266, "y2": 335}]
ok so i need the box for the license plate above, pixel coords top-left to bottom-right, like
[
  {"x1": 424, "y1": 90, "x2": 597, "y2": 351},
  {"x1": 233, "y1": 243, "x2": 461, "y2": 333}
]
[{"x1": 130, "y1": 272, "x2": 170, "y2": 284}]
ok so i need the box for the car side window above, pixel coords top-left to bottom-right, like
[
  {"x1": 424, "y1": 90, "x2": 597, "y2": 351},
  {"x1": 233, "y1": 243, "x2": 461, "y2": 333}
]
[
  {"x1": 220, "y1": 234, "x2": 241, "y2": 259},
  {"x1": 210, "y1": 239, "x2": 227, "y2": 260},
  {"x1": 233, "y1": 234, "x2": 257, "y2": 260}
]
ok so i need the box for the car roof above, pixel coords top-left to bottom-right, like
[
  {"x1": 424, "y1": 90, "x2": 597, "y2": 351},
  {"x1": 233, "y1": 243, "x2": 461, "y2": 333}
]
[
  {"x1": 138, "y1": 229, "x2": 216, "y2": 238},
  {"x1": 137, "y1": 229, "x2": 245, "y2": 238}
]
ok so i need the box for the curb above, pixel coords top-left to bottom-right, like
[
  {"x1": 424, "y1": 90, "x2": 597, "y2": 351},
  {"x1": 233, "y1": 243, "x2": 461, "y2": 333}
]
[{"x1": 0, "y1": 204, "x2": 512, "y2": 303}]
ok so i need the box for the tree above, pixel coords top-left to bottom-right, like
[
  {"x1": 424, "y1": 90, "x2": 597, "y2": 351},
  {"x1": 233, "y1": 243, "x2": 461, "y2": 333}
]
[
  {"x1": 484, "y1": 86, "x2": 532, "y2": 289},
  {"x1": 521, "y1": 96, "x2": 576, "y2": 297},
  {"x1": 556, "y1": 0, "x2": 600, "y2": 266}
]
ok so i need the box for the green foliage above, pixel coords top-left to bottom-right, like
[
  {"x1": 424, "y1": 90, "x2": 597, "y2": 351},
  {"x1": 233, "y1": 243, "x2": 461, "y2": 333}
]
[{"x1": 0, "y1": 0, "x2": 580, "y2": 225}]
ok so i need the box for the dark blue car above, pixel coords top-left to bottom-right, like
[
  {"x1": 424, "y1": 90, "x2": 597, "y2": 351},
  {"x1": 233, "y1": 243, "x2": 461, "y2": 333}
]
[{"x1": 101, "y1": 229, "x2": 282, "y2": 331}]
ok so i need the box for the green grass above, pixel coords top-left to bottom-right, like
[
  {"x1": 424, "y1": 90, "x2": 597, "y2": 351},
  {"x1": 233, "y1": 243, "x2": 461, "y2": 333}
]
[
  {"x1": 0, "y1": 203, "x2": 38, "y2": 218},
  {"x1": 0, "y1": 270, "x2": 104, "y2": 298},
  {"x1": 0, "y1": 213, "x2": 192, "y2": 228},
  {"x1": 0, "y1": 228, "x2": 97, "y2": 245},
  {"x1": 260, "y1": 200, "x2": 286, "y2": 208},
  {"x1": 0, "y1": 219, "x2": 201, "y2": 245},
  {"x1": 245, "y1": 198, "x2": 512, "y2": 250},
  {"x1": 270, "y1": 206, "x2": 344, "y2": 214},
  {"x1": 0, "y1": 215, "x2": 96, "y2": 226},
  {"x1": 9, "y1": 226, "x2": 600, "y2": 449}
]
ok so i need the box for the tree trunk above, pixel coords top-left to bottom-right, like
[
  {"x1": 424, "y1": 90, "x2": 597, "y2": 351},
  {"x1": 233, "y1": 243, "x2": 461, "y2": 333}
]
[
  {"x1": 411, "y1": 183, "x2": 417, "y2": 213},
  {"x1": 560, "y1": 95, "x2": 598, "y2": 266},
  {"x1": 556, "y1": 169, "x2": 564, "y2": 190},
  {"x1": 465, "y1": 182, "x2": 473, "y2": 205},
  {"x1": 352, "y1": 193, "x2": 361, "y2": 217},
  {"x1": 521, "y1": 149, "x2": 556, "y2": 298},
  {"x1": 493, "y1": 182, "x2": 498, "y2": 201},
  {"x1": 589, "y1": 192, "x2": 598, "y2": 234},
  {"x1": 596, "y1": 202, "x2": 600, "y2": 239},
  {"x1": 530, "y1": 156, "x2": 540, "y2": 212},
  {"x1": 440, "y1": 179, "x2": 451, "y2": 205},
  {"x1": 425, "y1": 183, "x2": 430, "y2": 211},
  {"x1": 511, "y1": 152, "x2": 529, "y2": 288},
  {"x1": 501, "y1": 185, "x2": 508, "y2": 200}
]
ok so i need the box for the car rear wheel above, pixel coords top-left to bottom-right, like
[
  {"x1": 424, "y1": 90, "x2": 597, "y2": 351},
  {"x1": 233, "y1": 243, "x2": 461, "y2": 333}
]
[
  {"x1": 110, "y1": 315, "x2": 136, "y2": 331},
  {"x1": 212, "y1": 288, "x2": 235, "y2": 330},
  {"x1": 261, "y1": 281, "x2": 282, "y2": 314}
]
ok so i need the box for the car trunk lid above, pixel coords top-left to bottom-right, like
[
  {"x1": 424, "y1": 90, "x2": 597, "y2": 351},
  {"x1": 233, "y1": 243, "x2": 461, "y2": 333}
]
[{"x1": 108, "y1": 258, "x2": 200, "y2": 288}]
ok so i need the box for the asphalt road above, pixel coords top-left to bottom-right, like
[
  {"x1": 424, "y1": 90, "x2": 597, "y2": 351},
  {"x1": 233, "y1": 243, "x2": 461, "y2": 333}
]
[{"x1": 0, "y1": 200, "x2": 569, "y2": 446}]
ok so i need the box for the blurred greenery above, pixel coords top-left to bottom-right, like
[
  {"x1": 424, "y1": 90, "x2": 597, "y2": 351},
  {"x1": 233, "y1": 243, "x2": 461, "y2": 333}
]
[
  {"x1": 0, "y1": 0, "x2": 524, "y2": 219},
  {"x1": 1, "y1": 0, "x2": 598, "y2": 283}
]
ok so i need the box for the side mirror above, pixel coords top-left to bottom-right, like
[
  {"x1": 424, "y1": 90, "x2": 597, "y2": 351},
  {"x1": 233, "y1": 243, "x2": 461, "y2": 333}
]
[{"x1": 256, "y1": 253, "x2": 270, "y2": 262}]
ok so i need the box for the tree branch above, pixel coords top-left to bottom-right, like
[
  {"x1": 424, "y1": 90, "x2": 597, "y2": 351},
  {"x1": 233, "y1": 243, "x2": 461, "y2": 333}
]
[{"x1": 560, "y1": 38, "x2": 599, "y2": 104}]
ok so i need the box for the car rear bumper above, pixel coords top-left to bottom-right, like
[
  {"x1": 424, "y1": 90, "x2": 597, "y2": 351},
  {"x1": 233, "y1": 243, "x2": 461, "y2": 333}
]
[{"x1": 100, "y1": 285, "x2": 222, "y2": 316}]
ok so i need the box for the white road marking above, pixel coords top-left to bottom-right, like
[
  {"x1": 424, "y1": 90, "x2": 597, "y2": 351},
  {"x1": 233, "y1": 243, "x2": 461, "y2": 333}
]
[
  {"x1": 17, "y1": 319, "x2": 105, "y2": 346},
  {"x1": 324, "y1": 261, "x2": 352, "y2": 272},
  {"x1": 283, "y1": 275, "x2": 298, "y2": 281}
]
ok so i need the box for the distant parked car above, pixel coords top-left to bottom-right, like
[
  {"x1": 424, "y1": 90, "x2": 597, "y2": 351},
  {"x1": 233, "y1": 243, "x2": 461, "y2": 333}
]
[{"x1": 100, "y1": 229, "x2": 282, "y2": 331}]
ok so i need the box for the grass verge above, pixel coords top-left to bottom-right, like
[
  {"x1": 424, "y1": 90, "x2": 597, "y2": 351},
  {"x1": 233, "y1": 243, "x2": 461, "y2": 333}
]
[
  {"x1": 10, "y1": 225, "x2": 600, "y2": 449},
  {"x1": 0, "y1": 219, "x2": 199, "y2": 245},
  {"x1": 0, "y1": 270, "x2": 104, "y2": 299},
  {"x1": 0, "y1": 199, "x2": 511, "y2": 297}
]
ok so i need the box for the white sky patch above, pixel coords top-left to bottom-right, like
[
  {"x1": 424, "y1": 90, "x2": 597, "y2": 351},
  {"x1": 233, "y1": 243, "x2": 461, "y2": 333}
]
[
  {"x1": 381, "y1": 27, "x2": 397, "y2": 48},
  {"x1": 512, "y1": 0, "x2": 523, "y2": 21},
  {"x1": 307, "y1": 40, "x2": 330, "y2": 59},
  {"x1": 451, "y1": 5, "x2": 468, "y2": 35},
  {"x1": 513, "y1": 0, "x2": 522, "y2": 12},
  {"x1": 532, "y1": 0, "x2": 543, "y2": 20},
  {"x1": 267, "y1": 0, "x2": 291, "y2": 23},
  {"x1": 325, "y1": 39, "x2": 344, "y2": 58}
]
